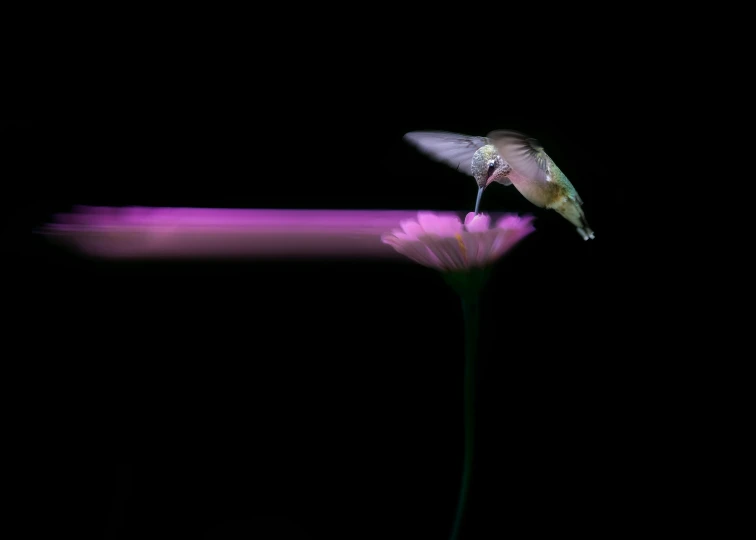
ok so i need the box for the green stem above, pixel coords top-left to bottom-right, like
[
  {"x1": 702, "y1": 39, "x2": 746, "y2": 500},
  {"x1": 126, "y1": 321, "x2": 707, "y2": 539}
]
[{"x1": 450, "y1": 292, "x2": 479, "y2": 540}]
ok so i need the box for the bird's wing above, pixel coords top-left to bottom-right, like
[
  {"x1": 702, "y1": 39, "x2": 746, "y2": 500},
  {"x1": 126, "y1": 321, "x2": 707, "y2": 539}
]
[
  {"x1": 403, "y1": 131, "x2": 490, "y2": 176},
  {"x1": 487, "y1": 130, "x2": 551, "y2": 183}
]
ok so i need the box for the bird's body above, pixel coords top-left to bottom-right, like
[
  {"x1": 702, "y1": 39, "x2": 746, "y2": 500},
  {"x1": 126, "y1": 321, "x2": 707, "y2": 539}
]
[{"x1": 404, "y1": 130, "x2": 594, "y2": 240}]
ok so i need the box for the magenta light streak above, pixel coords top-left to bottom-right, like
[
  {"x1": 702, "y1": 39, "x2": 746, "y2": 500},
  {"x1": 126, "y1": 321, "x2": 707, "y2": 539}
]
[{"x1": 37, "y1": 206, "x2": 444, "y2": 260}]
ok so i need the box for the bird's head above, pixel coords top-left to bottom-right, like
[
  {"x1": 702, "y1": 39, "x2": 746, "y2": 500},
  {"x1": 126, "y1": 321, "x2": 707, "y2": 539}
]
[{"x1": 471, "y1": 145, "x2": 511, "y2": 189}]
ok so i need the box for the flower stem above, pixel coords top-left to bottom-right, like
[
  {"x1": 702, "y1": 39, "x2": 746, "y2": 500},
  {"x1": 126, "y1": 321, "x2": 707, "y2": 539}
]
[{"x1": 450, "y1": 292, "x2": 479, "y2": 540}]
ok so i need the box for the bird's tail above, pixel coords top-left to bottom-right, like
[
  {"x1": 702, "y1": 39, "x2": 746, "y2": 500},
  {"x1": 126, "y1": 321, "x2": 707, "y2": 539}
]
[
  {"x1": 574, "y1": 210, "x2": 594, "y2": 241},
  {"x1": 576, "y1": 224, "x2": 595, "y2": 241},
  {"x1": 552, "y1": 197, "x2": 595, "y2": 240}
]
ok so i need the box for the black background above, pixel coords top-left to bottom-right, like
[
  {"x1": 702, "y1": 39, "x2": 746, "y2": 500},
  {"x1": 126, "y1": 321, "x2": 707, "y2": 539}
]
[{"x1": 16, "y1": 17, "x2": 677, "y2": 540}]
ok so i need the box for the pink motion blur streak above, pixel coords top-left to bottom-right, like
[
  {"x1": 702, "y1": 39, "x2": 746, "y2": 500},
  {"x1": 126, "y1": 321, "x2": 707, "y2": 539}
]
[{"x1": 38, "y1": 206, "x2": 430, "y2": 260}]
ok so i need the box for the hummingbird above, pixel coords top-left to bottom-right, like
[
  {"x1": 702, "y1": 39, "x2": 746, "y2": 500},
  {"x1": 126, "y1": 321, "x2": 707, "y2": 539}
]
[{"x1": 403, "y1": 130, "x2": 595, "y2": 240}]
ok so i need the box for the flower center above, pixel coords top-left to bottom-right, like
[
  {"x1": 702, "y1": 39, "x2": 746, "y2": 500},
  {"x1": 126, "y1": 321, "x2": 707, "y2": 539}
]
[{"x1": 455, "y1": 233, "x2": 468, "y2": 264}]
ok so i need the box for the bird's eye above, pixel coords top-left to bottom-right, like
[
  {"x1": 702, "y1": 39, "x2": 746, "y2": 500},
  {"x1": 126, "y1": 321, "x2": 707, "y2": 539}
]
[{"x1": 488, "y1": 161, "x2": 496, "y2": 170}]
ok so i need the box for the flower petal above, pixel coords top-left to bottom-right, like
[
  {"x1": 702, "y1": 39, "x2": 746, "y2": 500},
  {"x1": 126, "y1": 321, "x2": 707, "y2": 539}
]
[
  {"x1": 418, "y1": 212, "x2": 462, "y2": 237},
  {"x1": 458, "y1": 231, "x2": 482, "y2": 267},
  {"x1": 490, "y1": 229, "x2": 528, "y2": 260},
  {"x1": 399, "y1": 220, "x2": 425, "y2": 240},
  {"x1": 390, "y1": 239, "x2": 441, "y2": 268},
  {"x1": 381, "y1": 233, "x2": 401, "y2": 246},
  {"x1": 460, "y1": 231, "x2": 491, "y2": 267},
  {"x1": 464, "y1": 213, "x2": 491, "y2": 233},
  {"x1": 426, "y1": 234, "x2": 471, "y2": 271},
  {"x1": 416, "y1": 212, "x2": 440, "y2": 233},
  {"x1": 436, "y1": 215, "x2": 465, "y2": 237}
]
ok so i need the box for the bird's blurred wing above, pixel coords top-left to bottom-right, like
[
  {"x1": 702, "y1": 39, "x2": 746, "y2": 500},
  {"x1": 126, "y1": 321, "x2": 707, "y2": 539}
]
[
  {"x1": 403, "y1": 131, "x2": 490, "y2": 176},
  {"x1": 487, "y1": 130, "x2": 551, "y2": 183}
]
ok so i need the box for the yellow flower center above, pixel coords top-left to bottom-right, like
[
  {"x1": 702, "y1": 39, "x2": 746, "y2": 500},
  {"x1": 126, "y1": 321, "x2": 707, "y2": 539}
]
[{"x1": 455, "y1": 233, "x2": 468, "y2": 264}]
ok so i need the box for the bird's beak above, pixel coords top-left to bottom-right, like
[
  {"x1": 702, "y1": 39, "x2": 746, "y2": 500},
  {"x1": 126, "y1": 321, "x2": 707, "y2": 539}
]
[{"x1": 474, "y1": 186, "x2": 485, "y2": 214}]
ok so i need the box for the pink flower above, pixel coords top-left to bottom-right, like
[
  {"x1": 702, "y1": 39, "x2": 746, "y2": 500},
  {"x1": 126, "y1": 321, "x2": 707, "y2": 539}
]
[{"x1": 381, "y1": 212, "x2": 535, "y2": 271}]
